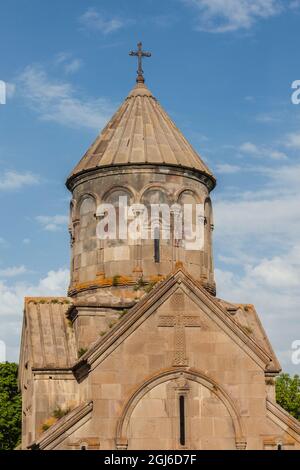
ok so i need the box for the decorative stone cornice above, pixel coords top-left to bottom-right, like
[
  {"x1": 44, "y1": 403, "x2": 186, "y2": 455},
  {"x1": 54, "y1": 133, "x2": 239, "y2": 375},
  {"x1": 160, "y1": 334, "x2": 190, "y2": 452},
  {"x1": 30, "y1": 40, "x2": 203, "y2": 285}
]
[{"x1": 67, "y1": 164, "x2": 216, "y2": 193}]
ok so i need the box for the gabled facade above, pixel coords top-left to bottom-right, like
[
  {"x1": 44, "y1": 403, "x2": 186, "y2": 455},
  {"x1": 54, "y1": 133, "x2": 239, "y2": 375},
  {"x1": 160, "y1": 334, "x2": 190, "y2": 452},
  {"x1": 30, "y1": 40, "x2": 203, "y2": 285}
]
[{"x1": 19, "y1": 69, "x2": 300, "y2": 450}]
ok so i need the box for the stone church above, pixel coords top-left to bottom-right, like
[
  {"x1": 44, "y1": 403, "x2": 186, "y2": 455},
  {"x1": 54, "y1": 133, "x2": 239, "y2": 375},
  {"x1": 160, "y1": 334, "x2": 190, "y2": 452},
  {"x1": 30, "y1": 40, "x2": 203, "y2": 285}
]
[{"x1": 19, "y1": 45, "x2": 300, "y2": 450}]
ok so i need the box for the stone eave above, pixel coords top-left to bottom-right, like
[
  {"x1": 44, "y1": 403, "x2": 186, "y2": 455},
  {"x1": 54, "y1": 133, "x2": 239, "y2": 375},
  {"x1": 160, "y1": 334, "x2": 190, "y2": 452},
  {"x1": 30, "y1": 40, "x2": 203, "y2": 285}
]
[
  {"x1": 66, "y1": 162, "x2": 216, "y2": 192},
  {"x1": 72, "y1": 267, "x2": 280, "y2": 381},
  {"x1": 28, "y1": 401, "x2": 93, "y2": 450},
  {"x1": 18, "y1": 312, "x2": 27, "y2": 390},
  {"x1": 247, "y1": 304, "x2": 281, "y2": 373},
  {"x1": 267, "y1": 400, "x2": 300, "y2": 442},
  {"x1": 66, "y1": 302, "x2": 134, "y2": 323},
  {"x1": 24, "y1": 296, "x2": 71, "y2": 305},
  {"x1": 32, "y1": 368, "x2": 74, "y2": 375}
]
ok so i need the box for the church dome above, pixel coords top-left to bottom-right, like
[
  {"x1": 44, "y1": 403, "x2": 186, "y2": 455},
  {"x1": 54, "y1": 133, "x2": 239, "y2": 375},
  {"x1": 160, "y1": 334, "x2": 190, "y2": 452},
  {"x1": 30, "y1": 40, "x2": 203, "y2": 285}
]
[{"x1": 66, "y1": 81, "x2": 215, "y2": 190}]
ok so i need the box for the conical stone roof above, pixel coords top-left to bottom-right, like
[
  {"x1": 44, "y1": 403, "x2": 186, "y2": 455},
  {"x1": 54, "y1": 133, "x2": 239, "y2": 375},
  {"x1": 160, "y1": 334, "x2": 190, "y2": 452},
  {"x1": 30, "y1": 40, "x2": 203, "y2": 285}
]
[{"x1": 67, "y1": 82, "x2": 215, "y2": 187}]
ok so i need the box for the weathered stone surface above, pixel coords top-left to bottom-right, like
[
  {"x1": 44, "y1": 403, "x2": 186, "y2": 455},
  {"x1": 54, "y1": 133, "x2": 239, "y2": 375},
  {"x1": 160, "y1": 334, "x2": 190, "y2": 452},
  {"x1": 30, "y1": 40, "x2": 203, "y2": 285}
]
[
  {"x1": 19, "y1": 272, "x2": 300, "y2": 450},
  {"x1": 18, "y1": 79, "x2": 300, "y2": 451}
]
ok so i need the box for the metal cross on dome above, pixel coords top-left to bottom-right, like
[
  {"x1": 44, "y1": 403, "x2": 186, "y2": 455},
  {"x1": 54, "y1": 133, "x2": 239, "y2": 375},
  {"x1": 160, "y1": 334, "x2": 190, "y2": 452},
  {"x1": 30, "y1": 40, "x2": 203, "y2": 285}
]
[{"x1": 129, "y1": 42, "x2": 151, "y2": 83}]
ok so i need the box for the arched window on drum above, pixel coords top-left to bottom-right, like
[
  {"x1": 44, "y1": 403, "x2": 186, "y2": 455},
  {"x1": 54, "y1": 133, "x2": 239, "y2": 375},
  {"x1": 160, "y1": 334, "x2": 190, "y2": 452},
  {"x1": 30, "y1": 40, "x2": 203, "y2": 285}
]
[
  {"x1": 103, "y1": 189, "x2": 134, "y2": 247},
  {"x1": 177, "y1": 191, "x2": 199, "y2": 251},
  {"x1": 204, "y1": 198, "x2": 214, "y2": 272},
  {"x1": 141, "y1": 189, "x2": 170, "y2": 264},
  {"x1": 77, "y1": 195, "x2": 97, "y2": 274}
]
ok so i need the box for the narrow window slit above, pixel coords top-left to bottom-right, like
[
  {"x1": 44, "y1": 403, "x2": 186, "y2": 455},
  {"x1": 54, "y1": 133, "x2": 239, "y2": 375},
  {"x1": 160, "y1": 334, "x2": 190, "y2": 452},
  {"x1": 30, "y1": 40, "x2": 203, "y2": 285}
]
[
  {"x1": 179, "y1": 395, "x2": 185, "y2": 446},
  {"x1": 154, "y1": 227, "x2": 160, "y2": 263}
]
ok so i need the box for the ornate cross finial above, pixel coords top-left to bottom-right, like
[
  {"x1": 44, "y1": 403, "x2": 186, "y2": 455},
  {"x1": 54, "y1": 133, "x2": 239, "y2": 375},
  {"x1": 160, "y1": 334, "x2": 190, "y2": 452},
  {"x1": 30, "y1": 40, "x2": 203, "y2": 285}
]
[{"x1": 129, "y1": 42, "x2": 151, "y2": 84}]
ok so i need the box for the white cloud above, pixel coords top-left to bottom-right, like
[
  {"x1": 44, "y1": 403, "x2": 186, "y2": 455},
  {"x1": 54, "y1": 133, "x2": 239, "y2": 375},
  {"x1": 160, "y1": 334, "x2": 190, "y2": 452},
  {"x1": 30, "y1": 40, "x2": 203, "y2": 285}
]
[
  {"x1": 0, "y1": 170, "x2": 40, "y2": 191},
  {"x1": 248, "y1": 255, "x2": 300, "y2": 288},
  {"x1": 269, "y1": 150, "x2": 288, "y2": 160},
  {"x1": 64, "y1": 59, "x2": 82, "y2": 74},
  {"x1": 35, "y1": 268, "x2": 70, "y2": 292},
  {"x1": 239, "y1": 141, "x2": 288, "y2": 160},
  {"x1": 55, "y1": 53, "x2": 83, "y2": 75},
  {"x1": 215, "y1": 190, "x2": 300, "y2": 242},
  {"x1": 55, "y1": 52, "x2": 70, "y2": 65},
  {"x1": 215, "y1": 249, "x2": 300, "y2": 372},
  {"x1": 239, "y1": 141, "x2": 259, "y2": 154},
  {"x1": 214, "y1": 161, "x2": 300, "y2": 372},
  {"x1": 215, "y1": 163, "x2": 241, "y2": 174},
  {"x1": 285, "y1": 132, "x2": 300, "y2": 149},
  {"x1": 22, "y1": 238, "x2": 31, "y2": 245},
  {"x1": 0, "y1": 268, "x2": 70, "y2": 361},
  {"x1": 256, "y1": 113, "x2": 281, "y2": 123},
  {"x1": 0, "y1": 266, "x2": 27, "y2": 278},
  {"x1": 18, "y1": 65, "x2": 114, "y2": 130},
  {"x1": 0, "y1": 268, "x2": 69, "y2": 318},
  {"x1": 79, "y1": 8, "x2": 125, "y2": 34},
  {"x1": 183, "y1": 0, "x2": 282, "y2": 32},
  {"x1": 153, "y1": 14, "x2": 179, "y2": 28},
  {"x1": 289, "y1": 0, "x2": 300, "y2": 10},
  {"x1": 36, "y1": 215, "x2": 68, "y2": 232},
  {"x1": 5, "y1": 82, "x2": 16, "y2": 98},
  {"x1": 215, "y1": 197, "x2": 300, "y2": 244}
]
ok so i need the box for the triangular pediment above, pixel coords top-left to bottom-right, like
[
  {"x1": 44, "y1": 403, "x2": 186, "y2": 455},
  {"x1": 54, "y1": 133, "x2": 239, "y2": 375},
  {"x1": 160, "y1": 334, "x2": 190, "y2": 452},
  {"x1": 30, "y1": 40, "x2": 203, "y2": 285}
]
[{"x1": 73, "y1": 268, "x2": 280, "y2": 381}]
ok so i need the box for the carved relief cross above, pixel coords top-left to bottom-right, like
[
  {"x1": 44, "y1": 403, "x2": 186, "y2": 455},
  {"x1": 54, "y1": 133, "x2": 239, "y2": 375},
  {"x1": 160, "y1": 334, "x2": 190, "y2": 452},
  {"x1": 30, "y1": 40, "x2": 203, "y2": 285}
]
[{"x1": 158, "y1": 312, "x2": 201, "y2": 366}]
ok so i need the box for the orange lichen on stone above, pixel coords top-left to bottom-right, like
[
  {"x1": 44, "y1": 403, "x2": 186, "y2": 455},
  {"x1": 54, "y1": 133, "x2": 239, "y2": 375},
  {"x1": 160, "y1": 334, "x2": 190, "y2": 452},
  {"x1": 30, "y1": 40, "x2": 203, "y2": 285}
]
[
  {"x1": 239, "y1": 304, "x2": 254, "y2": 312},
  {"x1": 149, "y1": 275, "x2": 165, "y2": 283},
  {"x1": 175, "y1": 261, "x2": 184, "y2": 269},
  {"x1": 72, "y1": 275, "x2": 165, "y2": 294},
  {"x1": 40, "y1": 416, "x2": 58, "y2": 433}
]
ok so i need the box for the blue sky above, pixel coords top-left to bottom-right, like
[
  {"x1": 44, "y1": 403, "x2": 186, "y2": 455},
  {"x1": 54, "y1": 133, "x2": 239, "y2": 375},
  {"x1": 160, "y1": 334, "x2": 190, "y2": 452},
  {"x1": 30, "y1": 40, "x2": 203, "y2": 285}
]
[{"x1": 1, "y1": 0, "x2": 300, "y2": 372}]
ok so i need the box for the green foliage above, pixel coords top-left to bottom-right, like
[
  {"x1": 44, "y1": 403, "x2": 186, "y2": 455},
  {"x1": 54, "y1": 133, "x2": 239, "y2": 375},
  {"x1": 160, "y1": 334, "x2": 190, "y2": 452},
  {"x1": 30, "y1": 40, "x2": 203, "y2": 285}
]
[
  {"x1": 112, "y1": 275, "x2": 121, "y2": 286},
  {"x1": 118, "y1": 309, "x2": 128, "y2": 318},
  {"x1": 242, "y1": 325, "x2": 253, "y2": 335},
  {"x1": 143, "y1": 281, "x2": 157, "y2": 294},
  {"x1": 276, "y1": 373, "x2": 300, "y2": 420},
  {"x1": 266, "y1": 378, "x2": 275, "y2": 386},
  {"x1": 77, "y1": 348, "x2": 88, "y2": 358},
  {"x1": 41, "y1": 422, "x2": 51, "y2": 432},
  {"x1": 134, "y1": 278, "x2": 158, "y2": 293},
  {"x1": 41, "y1": 406, "x2": 71, "y2": 432},
  {"x1": 0, "y1": 362, "x2": 22, "y2": 450},
  {"x1": 134, "y1": 277, "x2": 147, "y2": 291},
  {"x1": 52, "y1": 406, "x2": 71, "y2": 420}
]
